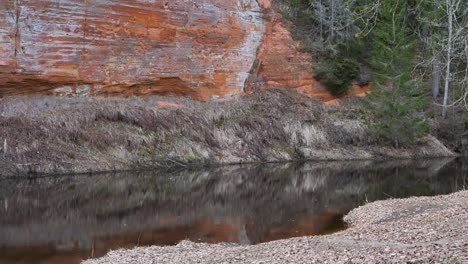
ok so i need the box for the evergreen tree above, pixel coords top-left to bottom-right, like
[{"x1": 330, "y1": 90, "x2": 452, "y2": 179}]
[
  {"x1": 313, "y1": 39, "x2": 362, "y2": 97},
  {"x1": 364, "y1": 0, "x2": 429, "y2": 147}
]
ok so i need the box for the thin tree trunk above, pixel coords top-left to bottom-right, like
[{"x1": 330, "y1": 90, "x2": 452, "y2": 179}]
[
  {"x1": 3, "y1": 139, "x2": 7, "y2": 157},
  {"x1": 432, "y1": 56, "x2": 441, "y2": 99},
  {"x1": 14, "y1": 0, "x2": 21, "y2": 57},
  {"x1": 442, "y1": 0, "x2": 453, "y2": 119},
  {"x1": 330, "y1": 0, "x2": 335, "y2": 38},
  {"x1": 319, "y1": 0, "x2": 323, "y2": 41}
]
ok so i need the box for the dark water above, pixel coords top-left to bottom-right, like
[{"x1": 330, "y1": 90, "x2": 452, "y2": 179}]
[{"x1": 0, "y1": 158, "x2": 466, "y2": 264}]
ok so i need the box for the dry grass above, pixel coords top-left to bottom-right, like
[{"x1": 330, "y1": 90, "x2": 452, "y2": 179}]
[
  {"x1": 0, "y1": 89, "x2": 454, "y2": 177},
  {"x1": 431, "y1": 105, "x2": 468, "y2": 155}
]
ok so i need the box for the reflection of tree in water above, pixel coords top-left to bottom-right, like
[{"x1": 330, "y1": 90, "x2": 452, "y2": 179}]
[{"x1": 0, "y1": 158, "x2": 466, "y2": 263}]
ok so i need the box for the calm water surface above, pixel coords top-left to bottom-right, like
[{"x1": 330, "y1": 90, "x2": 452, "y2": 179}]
[{"x1": 0, "y1": 158, "x2": 466, "y2": 264}]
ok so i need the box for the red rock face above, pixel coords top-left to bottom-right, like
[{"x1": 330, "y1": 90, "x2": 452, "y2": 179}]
[
  {"x1": 245, "y1": 15, "x2": 323, "y2": 97},
  {"x1": 245, "y1": 1, "x2": 368, "y2": 102},
  {"x1": 0, "y1": 0, "x2": 365, "y2": 101},
  {"x1": 0, "y1": 0, "x2": 265, "y2": 100}
]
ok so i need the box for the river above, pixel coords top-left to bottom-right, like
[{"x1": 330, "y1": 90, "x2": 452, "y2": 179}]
[{"x1": 0, "y1": 158, "x2": 466, "y2": 264}]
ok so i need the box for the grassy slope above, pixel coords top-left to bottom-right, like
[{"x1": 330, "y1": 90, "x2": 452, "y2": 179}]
[{"x1": 0, "y1": 90, "x2": 454, "y2": 177}]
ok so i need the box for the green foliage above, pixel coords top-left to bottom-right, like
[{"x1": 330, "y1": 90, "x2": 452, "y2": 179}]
[
  {"x1": 364, "y1": 82, "x2": 430, "y2": 147},
  {"x1": 288, "y1": 0, "x2": 304, "y2": 6},
  {"x1": 281, "y1": 0, "x2": 465, "y2": 148},
  {"x1": 364, "y1": 0, "x2": 429, "y2": 147},
  {"x1": 314, "y1": 40, "x2": 362, "y2": 97},
  {"x1": 280, "y1": 0, "x2": 367, "y2": 96},
  {"x1": 369, "y1": 1, "x2": 414, "y2": 78}
]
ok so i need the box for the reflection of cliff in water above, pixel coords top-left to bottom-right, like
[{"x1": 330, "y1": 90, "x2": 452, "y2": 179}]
[{"x1": 0, "y1": 158, "x2": 466, "y2": 264}]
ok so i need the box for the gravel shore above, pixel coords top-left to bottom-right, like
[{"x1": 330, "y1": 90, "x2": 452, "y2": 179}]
[{"x1": 84, "y1": 191, "x2": 468, "y2": 264}]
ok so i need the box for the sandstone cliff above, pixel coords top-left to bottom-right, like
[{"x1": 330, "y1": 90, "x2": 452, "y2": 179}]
[
  {"x1": 0, "y1": 0, "x2": 364, "y2": 101},
  {"x1": 0, "y1": 0, "x2": 265, "y2": 100}
]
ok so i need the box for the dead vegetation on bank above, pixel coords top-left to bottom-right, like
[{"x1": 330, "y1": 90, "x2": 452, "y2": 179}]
[{"x1": 0, "y1": 89, "x2": 454, "y2": 177}]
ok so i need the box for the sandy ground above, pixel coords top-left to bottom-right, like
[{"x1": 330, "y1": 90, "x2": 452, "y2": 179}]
[{"x1": 84, "y1": 190, "x2": 468, "y2": 264}]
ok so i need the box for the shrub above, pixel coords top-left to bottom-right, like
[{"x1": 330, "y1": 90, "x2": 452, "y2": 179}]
[{"x1": 313, "y1": 40, "x2": 362, "y2": 97}]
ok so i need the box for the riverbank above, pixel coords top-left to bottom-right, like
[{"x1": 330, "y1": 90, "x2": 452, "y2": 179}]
[
  {"x1": 84, "y1": 190, "x2": 468, "y2": 263},
  {"x1": 0, "y1": 90, "x2": 454, "y2": 177}
]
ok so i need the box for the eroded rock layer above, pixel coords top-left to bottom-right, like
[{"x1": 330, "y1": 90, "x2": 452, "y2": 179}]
[
  {"x1": 0, "y1": 0, "x2": 265, "y2": 100},
  {"x1": 244, "y1": 3, "x2": 368, "y2": 102},
  {"x1": 0, "y1": 0, "x2": 366, "y2": 101}
]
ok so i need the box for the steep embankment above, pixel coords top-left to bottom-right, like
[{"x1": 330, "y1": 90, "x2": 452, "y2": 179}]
[{"x1": 0, "y1": 90, "x2": 453, "y2": 177}]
